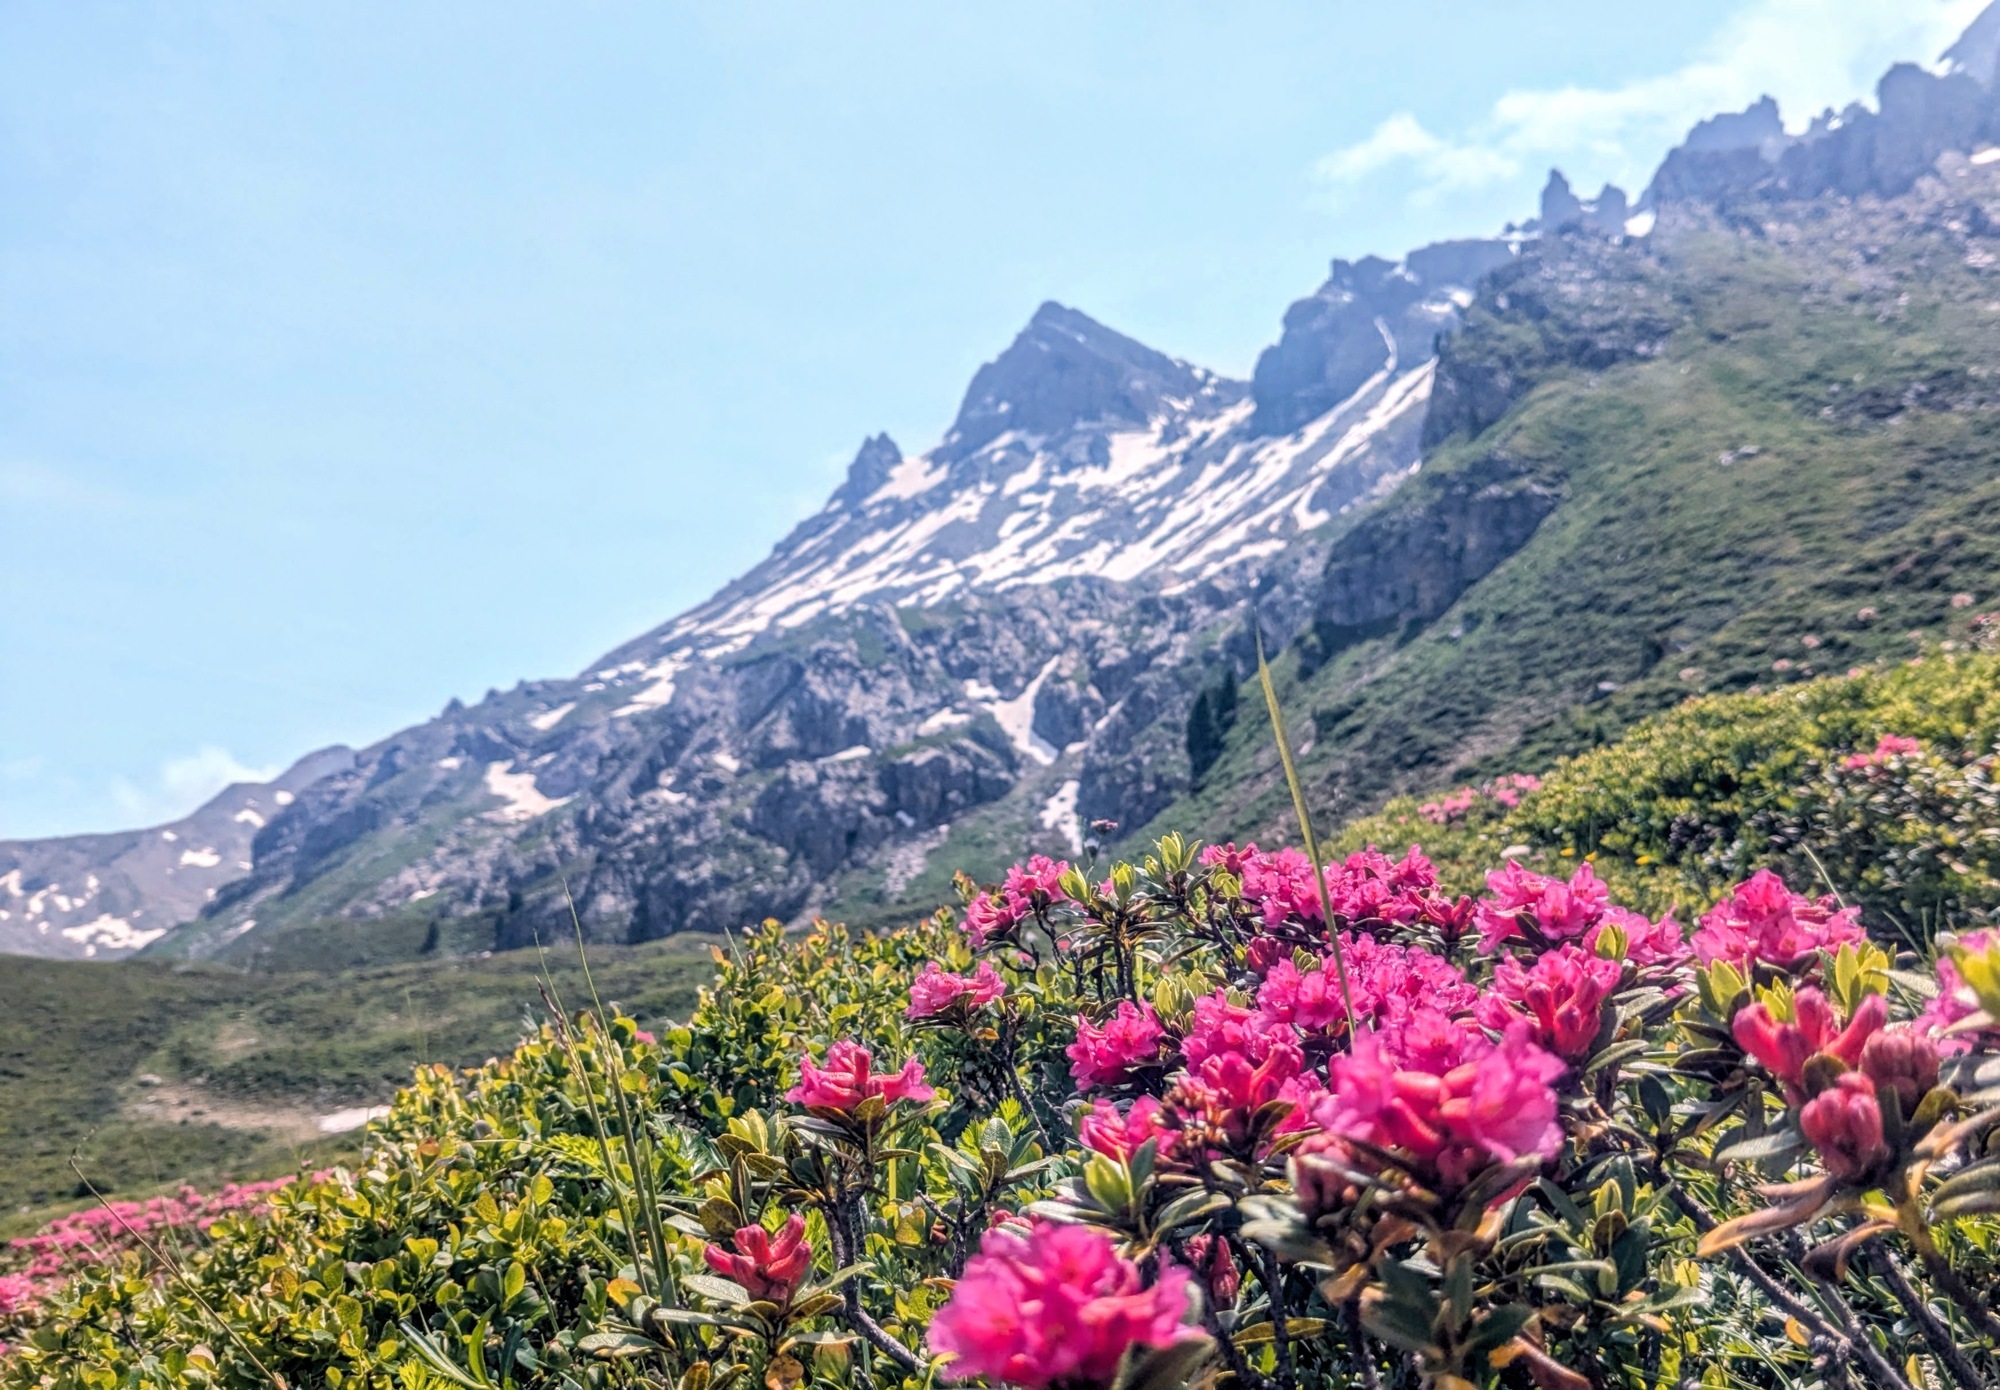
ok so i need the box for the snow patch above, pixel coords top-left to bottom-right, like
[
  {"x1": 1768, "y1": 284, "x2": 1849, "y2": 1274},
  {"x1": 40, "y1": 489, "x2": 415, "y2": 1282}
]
[
  {"x1": 273, "y1": 790, "x2": 295, "y2": 806},
  {"x1": 233, "y1": 808, "x2": 266, "y2": 828},
  {"x1": 1624, "y1": 210, "x2": 1657, "y2": 237},
  {"x1": 179, "y1": 847, "x2": 222, "y2": 869},
  {"x1": 483, "y1": 761, "x2": 572, "y2": 823},
  {"x1": 917, "y1": 708, "x2": 973, "y2": 736},
  {"x1": 613, "y1": 658, "x2": 685, "y2": 717},
  {"x1": 528, "y1": 702, "x2": 576, "y2": 732},
  {"x1": 1040, "y1": 779, "x2": 1083, "y2": 855},
  {"x1": 59, "y1": 914, "x2": 166, "y2": 952},
  {"x1": 866, "y1": 451, "x2": 946, "y2": 504},
  {"x1": 436, "y1": 756, "x2": 464, "y2": 770},
  {"x1": 713, "y1": 751, "x2": 741, "y2": 774},
  {"x1": 986, "y1": 659, "x2": 1061, "y2": 766},
  {"x1": 827, "y1": 745, "x2": 872, "y2": 763}
]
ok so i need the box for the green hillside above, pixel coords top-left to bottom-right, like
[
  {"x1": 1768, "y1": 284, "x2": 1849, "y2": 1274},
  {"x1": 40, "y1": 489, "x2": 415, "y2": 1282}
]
[
  {"x1": 0, "y1": 938, "x2": 717, "y2": 1226},
  {"x1": 1167, "y1": 191, "x2": 2000, "y2": 847}
]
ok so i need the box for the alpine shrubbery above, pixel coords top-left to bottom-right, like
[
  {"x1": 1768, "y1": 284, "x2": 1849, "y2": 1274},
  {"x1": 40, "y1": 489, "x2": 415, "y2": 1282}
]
[{"x1": 7, "y1": 660, "x2": 2000, "y2": 1389}]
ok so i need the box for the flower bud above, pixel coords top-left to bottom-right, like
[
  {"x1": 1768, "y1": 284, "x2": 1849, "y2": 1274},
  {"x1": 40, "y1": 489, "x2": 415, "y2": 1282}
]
[
  {"x1": 1798, "y1": 1072, "x2": 1891, "y2": 1183},
  {"x1": 1859, "y1": 1026, "x2": 1939, "y2": 1115}
]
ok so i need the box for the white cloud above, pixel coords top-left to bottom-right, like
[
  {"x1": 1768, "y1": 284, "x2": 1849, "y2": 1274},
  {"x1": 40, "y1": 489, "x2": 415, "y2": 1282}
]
[
  {"x1": 110, "y1": 745, "x2": 280, "y2": 827},
  {"x1": 1317, "y1": 0, "x2": 1989, "y2": 203}
]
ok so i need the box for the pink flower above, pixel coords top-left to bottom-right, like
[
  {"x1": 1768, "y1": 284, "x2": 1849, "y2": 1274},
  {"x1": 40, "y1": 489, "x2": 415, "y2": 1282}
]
[
  {"x1": 1003, "y1": 855, "x2": 1071, "y2": 905},
  {"x1": 1730, "y1": 988, "x2": 1885, "y2": 1102},
  {"x1": 786, "y1": 1041, "x2": 935, "y2": 1113},
  {"x1": 965, "y1": 891, "x2": 1029, "y2": 948},
  {"x1": 1588, "y1": 906, "x2": 1690, "y2": 969},
  {"x1": 1066, "y1": 1001, "x2": 1166, "y2": 1091},
  {"x1": 928, "y1": 1222, "x2": 1197, "y2": 1389},
  {"x1": 908, "y1": 961, "x2": 1008, "y2": 1019},
  {"x1": 1078, "y1": 1097, "x2": 1168, "y2": 1164},
  {"x1": 703, "y1": 1213, "x2": 812, "y2": 1306},
  {"x1": 1691, "y1": 870, "x2": 1866, "y2": 972},
  {"x1": 1917, "y1": 929, "x2": 1996, "y2": 1053},
  {"x1": 1182, "y1": 991, "x2": 1291, "y2": 1067},
  {"x1": 1474, "y1": 862, "x2": 1611, "y2": 951},
  {"x1": 1311, "y1": 1018, "x2": 1565, "y2": 1192},
  {"x1": 1477, "y1": 945, "x2": 1621, "y2": 1059},
  {"x1": 1199, "y1": 841, "x2": 1261, "y2": 876},
  {"x1": 1799, "y1": 1072, "x2": 1891, "y2": 1182},
  {"x1": 1256, "y1": 935, "x2": 1477, "y2": 1038},
  {"x1": 1844, "y1": 734, "x2": 1922, "y2": 770},
  {"x1": 1859, "y1": 1027, "x2": 1940, "y2": 1115},
  {"x1": 1183, "y1": 1234, "x2": 1241, "y2": 1306},
  {"x1": 1166, "y1": 1031, "x2": 1322, "y2": 1157},
  {"x1": 0, "y1": 1273, "x2": 36, "y2": 1318}
]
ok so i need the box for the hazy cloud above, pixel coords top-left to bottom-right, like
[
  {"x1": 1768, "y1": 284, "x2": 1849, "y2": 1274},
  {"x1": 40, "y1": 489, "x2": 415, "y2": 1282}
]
[{"x1": 1317, "y1": 0, "x2": 1989, "y2": 202}]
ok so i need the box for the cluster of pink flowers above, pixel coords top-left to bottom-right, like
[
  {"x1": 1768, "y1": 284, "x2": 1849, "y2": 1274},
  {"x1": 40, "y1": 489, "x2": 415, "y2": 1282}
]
[
  {"x1": 1843, "y1": 734, "x2": 1922, "y2": 770},
  {"x1": 1078, "y1": 1096, "x2": 1168, "y2": 1164},
  {"x1": 1732, "y1": 988, "x2": 1886, "y2": 1102},
  {"x1": 927, "y1": 1221, "x2": 1197, "y2": 1390},
  {"x1": 1256, "y1": 935, "x2": 1478, "y2": 1039},
  {"x1": 1691, "y1": 870, "x2": 1866, "y2": 972},
  {"x1": 1474, "y1": 861, "x2": 1683, "y2": 965},
  {"x1": 1067, "y1": 1001, "x2": 1167, "y2": 1091},
  {"x1": 907, "y1": 961, "x2": 1007, "y2": 1019},
  {"x1": 703, "y1": 1213, "x2": 812, "y2": 1307},
  {"x1": 787, "y1": 1041, "x2": 934, "y2": 1113},
  {"x1": 1417, "y1": 773, "x2": 1543, "y2": 824},
  {"x1": 2, "y1": 1176, "x2": 300, "y2": 1334},
  {"x1": 963, "y1": 855, "x2": 1071, "y2": 947},
  {"x1": 1201, "y1": 843, "x2": 1440, "y2": 935},
  {"x1": 1476, "y1": 944, "x2": 1622, "y2": 1059},
  {"x1": 1919, "y1": 929, "x2": 1997, "y2": 1050},
  {"x1": 1306, "y1": 1015, "x2": 1567, "y2": 1192}
]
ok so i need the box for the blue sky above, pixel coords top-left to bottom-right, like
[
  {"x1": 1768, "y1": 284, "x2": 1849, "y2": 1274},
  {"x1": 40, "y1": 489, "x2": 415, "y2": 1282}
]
[{"x1": 1, "y1": 0, "x2": 1984, "y2": 838}]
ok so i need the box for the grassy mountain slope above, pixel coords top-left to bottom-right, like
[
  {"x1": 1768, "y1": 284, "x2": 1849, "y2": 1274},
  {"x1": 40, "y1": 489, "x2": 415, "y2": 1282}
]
[
  {"x1": 1165, "y1": 180, "x2": 2000, "y2": 847},
  {"x1": 0, "y1": 939, "x2": 716, "y2": 1225}
]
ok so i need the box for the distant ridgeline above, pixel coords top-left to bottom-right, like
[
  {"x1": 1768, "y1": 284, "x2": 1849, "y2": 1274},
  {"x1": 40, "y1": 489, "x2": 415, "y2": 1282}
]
[{"x1": 11, "y1": 5, "x2": 2000, "y2": 964}]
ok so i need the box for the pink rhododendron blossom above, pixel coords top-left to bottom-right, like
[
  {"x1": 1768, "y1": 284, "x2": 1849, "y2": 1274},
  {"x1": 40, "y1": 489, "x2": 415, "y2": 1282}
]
[
  {"x1": 1799, "y1": 1072, "x2": 1891, "y2": 1182},
  {"x1": 787, "y1": 1041, "x2": 935, "y2": 1113},
  {"x1": 928, "y1": 1222, "x2": 1197, "y2": 1390},
  {"x1": 1183, "y1": 1234, "x2": 1242, "y2": 1305},
  {"x1": 1917, "y1": 929, "x2": 1996, "y2": 1053},
  {"x1": 1419, "y1": 789, "x2": 1478, "y2": 824},
  {"x1": 1182, "y1": 991, "x2": 1292, "y2": 1067},
  {"x1": 1078, "y1": 1097, "x2": 1168, "y2": 1164},
  {"x1": 1311, "y1": 1018, "x2": 1564, "y2": 1191},
  {"x1": 964, "y1": 891, "x2": 1029, "y2": 948},
  {"x1": 1730, "y1": 988, "x2": 1885, "y2": 1102},
  {"x1": 908, "y1": 961, "x2": 1008, "y2": 1019},
  {"x1": 1167, "y1": 1031, "x2": 1323, "y2": 1156},
  {"x1": 1844, "y1": 734, "x2": 1922, "y2": 770},
  {"x1": 0, "y1": 1274, "x2": 35, "y2": 1318},
  {"x1": 1691, "y1": 870, "x2": 1866, "y2": 971},
  {"x1": 1067, "y1": 1001, "x2": 1167, "y2": 1090},
  {"x1": 1198, "y1": 841, "x2": 1260, "y2": 876},
  {"x1": 1859, "y1": 1027, "x2": 1940, "y2": 1114},
  {"x1": 1489, "y1": 773, "x2": 1542, "y2": 809},
  {"x1": 703, "y1": 1213, "x2": 812, "y2": 1306},
  {"x1": 1588, "y1": 906, "x2": 1690, "y2": 969},
  {"x1": 1256, "y1": 935, "x2": 1477, "y2": 1038},
  {"x1": 1003, "y1": 855, "x2": 1070, "y2": 905},
  {"x1": 1475, "y1": 861, "x2": 1612, "y2": 951},
  {"x1": 1477, "y1": 944, "x2": 1621, "y2": 1059}
]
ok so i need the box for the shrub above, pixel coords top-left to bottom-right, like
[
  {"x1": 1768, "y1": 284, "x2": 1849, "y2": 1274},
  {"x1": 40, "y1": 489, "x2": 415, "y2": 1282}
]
[{"x1": 8, "y1": 661, "x2": 2000, "y2": 1389}]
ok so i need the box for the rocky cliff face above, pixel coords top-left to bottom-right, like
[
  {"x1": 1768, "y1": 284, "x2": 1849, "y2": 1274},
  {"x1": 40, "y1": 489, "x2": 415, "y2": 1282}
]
[{"x1": 146, "y1": 249, "x2": 1495, "y2": 964}]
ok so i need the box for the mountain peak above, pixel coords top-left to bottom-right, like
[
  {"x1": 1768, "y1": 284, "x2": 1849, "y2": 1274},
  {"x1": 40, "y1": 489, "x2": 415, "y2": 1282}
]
[
  {"x1": 832, "y1": 432, "x2": 904, "y2": 508},
  {"x1": 938, "y1": 302, "x2": 1216, "y2": 462}
]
